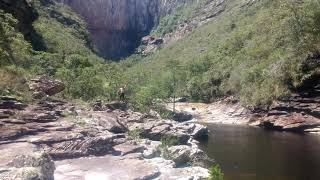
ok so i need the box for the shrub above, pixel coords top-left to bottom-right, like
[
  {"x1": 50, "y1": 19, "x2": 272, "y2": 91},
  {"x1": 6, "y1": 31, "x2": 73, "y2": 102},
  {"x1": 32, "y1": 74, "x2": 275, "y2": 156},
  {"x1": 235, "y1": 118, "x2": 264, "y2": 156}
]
[
  {"x1": 209, "y1": 165, "x2": 224, "y2": 180},
  {"x1": 160, "y1": 135, "x2": 179, "y2": 149},
  {"x1": 127, "y1": 128, "x2": 143, "y2": 141}
]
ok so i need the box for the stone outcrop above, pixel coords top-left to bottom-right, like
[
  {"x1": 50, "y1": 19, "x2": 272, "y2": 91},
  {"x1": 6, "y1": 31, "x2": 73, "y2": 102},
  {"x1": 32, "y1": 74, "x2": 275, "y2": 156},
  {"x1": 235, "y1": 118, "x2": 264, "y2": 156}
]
[
  {"x1": 0, "y1": 96, "x2": 27, "y2": 110},
  {"x1": 0, "y1": 152, "x2": 55, "y2": 180},
  {"x1": 257, "y1": 94, "x2": 320, "y2": 133},
  {"x1": 29, "y1": 76, "x2": 65, "y2": 97},
  {"x1": 0, "y1": 97, "x2": 209, "y2": 179}
]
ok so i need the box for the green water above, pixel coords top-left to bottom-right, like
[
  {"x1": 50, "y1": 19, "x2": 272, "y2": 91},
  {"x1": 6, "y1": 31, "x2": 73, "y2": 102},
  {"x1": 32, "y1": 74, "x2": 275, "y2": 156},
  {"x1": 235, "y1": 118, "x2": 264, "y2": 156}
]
[{"x1": 199, "y1": 124, "x2": 320, "y2": 180}]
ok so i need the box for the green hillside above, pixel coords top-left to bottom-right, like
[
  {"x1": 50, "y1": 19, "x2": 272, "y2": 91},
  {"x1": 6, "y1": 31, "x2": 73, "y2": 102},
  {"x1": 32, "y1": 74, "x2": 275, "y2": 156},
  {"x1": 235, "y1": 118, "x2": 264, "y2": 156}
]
[
  {"x1": 0, "y1": 0, "x2": 118, "y2": 101},
  {"x1": 120, "y1": 0, "x2": 320, "y2": 110},
  {"x1": 1, "y1": 0, "x2": 320, "y2": 112}
]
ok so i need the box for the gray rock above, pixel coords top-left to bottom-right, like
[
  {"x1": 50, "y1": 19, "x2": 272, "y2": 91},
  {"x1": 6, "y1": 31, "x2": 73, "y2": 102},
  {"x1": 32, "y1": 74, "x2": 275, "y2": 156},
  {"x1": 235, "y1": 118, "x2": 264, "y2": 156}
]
[
  {"x1": 113, "y1": 142, "x2": 145, "y2": 156},
  {"x1": 97, "y1": 115, "x2": 128, "y2": 133},
  {"x1": 164, "y1": 145, "x2": 192, "y2": 166},
  {"x1": 54, "y1": 156, "x2": 160, "y2": 180},
  {"x1": 191, "y1": 124, "x2": 208, "y2": 139},
  {"x1": 173, "y1": 112, "x2": 193, "y2": 122},
  {"x1": 7, "y1": 152, "x2": 55, "y2": 180}
]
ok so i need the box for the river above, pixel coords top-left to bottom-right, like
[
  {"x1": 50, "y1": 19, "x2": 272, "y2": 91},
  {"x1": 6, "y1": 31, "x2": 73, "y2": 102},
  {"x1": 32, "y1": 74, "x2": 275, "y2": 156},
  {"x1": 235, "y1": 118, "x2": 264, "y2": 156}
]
[{"x1": 198, "y1": 124, "x2": 320, "y2": 180}]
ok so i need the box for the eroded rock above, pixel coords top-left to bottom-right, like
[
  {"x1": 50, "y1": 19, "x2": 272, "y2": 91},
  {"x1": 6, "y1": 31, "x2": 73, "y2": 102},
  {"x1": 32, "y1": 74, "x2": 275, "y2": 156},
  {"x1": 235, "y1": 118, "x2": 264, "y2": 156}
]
[
  {"x1": 29, "y1": 76, "x2": 65, "y2": 97},
  {"x1": 2, "y1": 152, "x2": 55, "y2": 180}
]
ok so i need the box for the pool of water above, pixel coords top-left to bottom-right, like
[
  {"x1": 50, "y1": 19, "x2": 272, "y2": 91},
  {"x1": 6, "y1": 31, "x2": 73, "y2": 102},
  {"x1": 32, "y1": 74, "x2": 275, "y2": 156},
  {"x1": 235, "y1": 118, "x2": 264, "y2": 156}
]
[{"x1": 198, "y1": 124, "x2": 320, "y2": 180}]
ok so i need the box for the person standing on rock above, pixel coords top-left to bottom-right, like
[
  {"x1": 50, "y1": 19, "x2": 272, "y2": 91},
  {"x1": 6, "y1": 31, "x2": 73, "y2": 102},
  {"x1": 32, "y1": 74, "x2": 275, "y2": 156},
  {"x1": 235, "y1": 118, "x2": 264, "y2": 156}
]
[{"x1": 118, "y1": 86, "x2": 126, "y2": 102}]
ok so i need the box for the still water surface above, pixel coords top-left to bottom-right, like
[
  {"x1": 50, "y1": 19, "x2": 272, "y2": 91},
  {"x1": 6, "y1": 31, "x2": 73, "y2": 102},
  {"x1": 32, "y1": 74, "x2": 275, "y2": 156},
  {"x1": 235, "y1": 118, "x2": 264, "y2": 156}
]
[{"x1": 198, "y1": 124, "x2": 320, "y2": 180}]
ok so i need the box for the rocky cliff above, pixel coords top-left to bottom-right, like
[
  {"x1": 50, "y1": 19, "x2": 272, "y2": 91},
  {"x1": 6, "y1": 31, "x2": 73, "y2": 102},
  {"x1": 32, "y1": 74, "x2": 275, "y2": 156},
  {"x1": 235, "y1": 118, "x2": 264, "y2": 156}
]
[{"x1": 56, "y1": 0, "x2": 196, "y2": 59}]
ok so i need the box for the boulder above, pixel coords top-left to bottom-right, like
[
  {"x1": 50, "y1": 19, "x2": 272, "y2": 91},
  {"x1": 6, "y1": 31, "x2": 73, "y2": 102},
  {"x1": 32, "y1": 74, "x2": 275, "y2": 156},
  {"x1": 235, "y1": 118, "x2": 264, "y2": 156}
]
[
  {"x1": 92, "y1": 100, "x2": 104, "y2": 111},
  {"x1": 191, "y1": 124, "x2": 209, "y2": 139},
  {"x1": 164, "y1": 145, "x2": 192, "y2": 166},
  {"x1": 173, "y1": 112, "x2": 193, "y2": 122},
  {"x1": 97, "y1": 116, "x2": 127, "y2": 133},
  {"x1": 29, "y1": 76, "x2": 65, "y2": 96},
  {"x1": 106, "y1": 101, "x2": 128, "y2": 111},
  {"x1": 6, "y1": 152, "x2": 55, "y2": 180}
]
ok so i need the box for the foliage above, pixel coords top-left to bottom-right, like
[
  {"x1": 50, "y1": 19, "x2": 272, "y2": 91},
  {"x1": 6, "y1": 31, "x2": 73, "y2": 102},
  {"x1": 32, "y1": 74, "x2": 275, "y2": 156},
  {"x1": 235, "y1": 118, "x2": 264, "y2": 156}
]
[
  {"x1": 127, "y1": 128, "x2": 143, "y2": 141},
  {"x1": 153, "y1": 0, "x2": 210, "y2": 36},
  {"x1": 0, "y1": 10, "x2": 32, "y2": 67},
  {"x1": 209, "y1": 165, "x2": 224, "y2": 180},
  {"x1": 0, "y1": 1, "x2": 108, "y2": 101},
  {"x1": 123, "y1": 0, "x2": 320, "y2": 108},
  {"x1": 2, "y1": 0, "x2": 320, "y2": 111},
  {"x1": 160, "y1": 135, "x2": 179, "y2": 149}
]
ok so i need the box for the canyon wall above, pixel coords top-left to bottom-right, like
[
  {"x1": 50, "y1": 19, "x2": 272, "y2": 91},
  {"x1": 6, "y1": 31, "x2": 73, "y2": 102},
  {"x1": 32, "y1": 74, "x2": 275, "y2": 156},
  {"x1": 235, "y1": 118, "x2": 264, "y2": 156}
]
[{"x1": 56, "y1": 0, "x2": 194, "y2": 59}]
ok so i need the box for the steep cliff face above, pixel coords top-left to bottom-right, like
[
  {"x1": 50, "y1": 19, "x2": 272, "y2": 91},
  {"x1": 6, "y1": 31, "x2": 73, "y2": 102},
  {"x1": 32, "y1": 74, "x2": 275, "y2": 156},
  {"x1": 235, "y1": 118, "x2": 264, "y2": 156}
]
[{"x1": 56, "y1": 0, "x2": 194, "y2": 59}]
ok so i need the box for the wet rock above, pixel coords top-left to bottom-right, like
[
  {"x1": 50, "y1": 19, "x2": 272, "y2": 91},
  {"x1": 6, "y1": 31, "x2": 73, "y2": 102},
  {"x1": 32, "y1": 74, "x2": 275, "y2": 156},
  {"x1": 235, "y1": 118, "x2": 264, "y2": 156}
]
[
  {"x1": 191, "y1": 124, "x2": 209, "y2": 140},
  {"x1": 29, "y1": 76, "x2": 65, "y2": 96}
]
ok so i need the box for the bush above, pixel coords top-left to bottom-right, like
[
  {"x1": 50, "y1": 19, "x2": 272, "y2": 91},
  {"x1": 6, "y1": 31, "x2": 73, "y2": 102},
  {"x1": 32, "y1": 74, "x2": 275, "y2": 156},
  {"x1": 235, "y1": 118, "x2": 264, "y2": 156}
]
[
  {"x1": 127, "y1": 128, "x2": 143, "y2": 141},
  {"x1": 209, "y1": 165, "x2": 224, "y2": 180},
  {"x1": 160, "y1": 135, "x2": 179, "y2": 149}
]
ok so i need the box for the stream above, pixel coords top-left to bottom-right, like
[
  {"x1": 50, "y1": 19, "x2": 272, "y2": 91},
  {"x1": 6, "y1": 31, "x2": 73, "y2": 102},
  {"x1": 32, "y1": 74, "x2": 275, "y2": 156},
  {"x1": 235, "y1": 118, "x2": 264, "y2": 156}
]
[{"x1": 198, "y1": 124, "x2": 320, "y2": 180}]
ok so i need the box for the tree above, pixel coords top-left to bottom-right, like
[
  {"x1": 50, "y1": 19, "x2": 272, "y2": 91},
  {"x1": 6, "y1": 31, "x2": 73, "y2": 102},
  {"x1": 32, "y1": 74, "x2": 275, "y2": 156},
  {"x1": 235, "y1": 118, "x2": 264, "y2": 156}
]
[{"x1": 166, "y1": 59, "x2": 180, "y2": 113}]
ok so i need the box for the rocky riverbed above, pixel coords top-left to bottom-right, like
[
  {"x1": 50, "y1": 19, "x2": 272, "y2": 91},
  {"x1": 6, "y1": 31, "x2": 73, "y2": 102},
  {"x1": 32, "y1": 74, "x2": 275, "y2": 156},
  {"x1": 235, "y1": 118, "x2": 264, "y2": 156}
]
[
  {"x1": 167, "y1": 92, "x2": 320, "y2": 134},
  {"x1": 0, "y1": 96, "x2": 210, "y2": 180}
]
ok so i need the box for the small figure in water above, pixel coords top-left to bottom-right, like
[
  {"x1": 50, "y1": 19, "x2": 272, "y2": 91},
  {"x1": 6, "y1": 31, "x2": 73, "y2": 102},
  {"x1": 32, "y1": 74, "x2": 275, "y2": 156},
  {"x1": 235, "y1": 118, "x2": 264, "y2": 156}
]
[{"x1": 118, "y1": 86, "x2": 125, "y2": 102}]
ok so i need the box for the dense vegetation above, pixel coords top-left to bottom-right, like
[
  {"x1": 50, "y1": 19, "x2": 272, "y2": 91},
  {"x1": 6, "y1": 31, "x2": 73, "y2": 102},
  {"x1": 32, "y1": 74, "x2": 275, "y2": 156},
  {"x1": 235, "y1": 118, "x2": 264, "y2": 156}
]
[
  {"x1": 1, "y1": 0, "x2": 320, "y2": 113},
  {"x1": 119, "y1": 0, "x2": 320, "y2": 110},
  {"x1": 153, "y1": 0, "x2": 212, "y2": 36},
  {"x1": 0, "y1": 0, "x2": 121, "y2": 102}
]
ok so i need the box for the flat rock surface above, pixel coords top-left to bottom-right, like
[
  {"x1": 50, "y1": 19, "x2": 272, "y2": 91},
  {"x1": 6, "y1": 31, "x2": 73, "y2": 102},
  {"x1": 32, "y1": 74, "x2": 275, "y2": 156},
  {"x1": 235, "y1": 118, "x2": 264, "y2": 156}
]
[
  {"x1": 167, "y1": 102, "x2": 250, "y2": 125},
  {"x1": 0, "y1": 142, "x2": 38, "y2": 166},
  {"x1": 54, "y1": 155, "x2": 160, "y2": 180}
]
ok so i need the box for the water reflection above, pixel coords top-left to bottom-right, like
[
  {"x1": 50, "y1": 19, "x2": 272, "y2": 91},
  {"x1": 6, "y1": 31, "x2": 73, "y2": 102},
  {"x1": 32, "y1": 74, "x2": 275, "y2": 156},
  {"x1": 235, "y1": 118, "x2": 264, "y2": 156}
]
[{"x1": 198, "y1": 124, "x2": 320, "y2": 180}]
